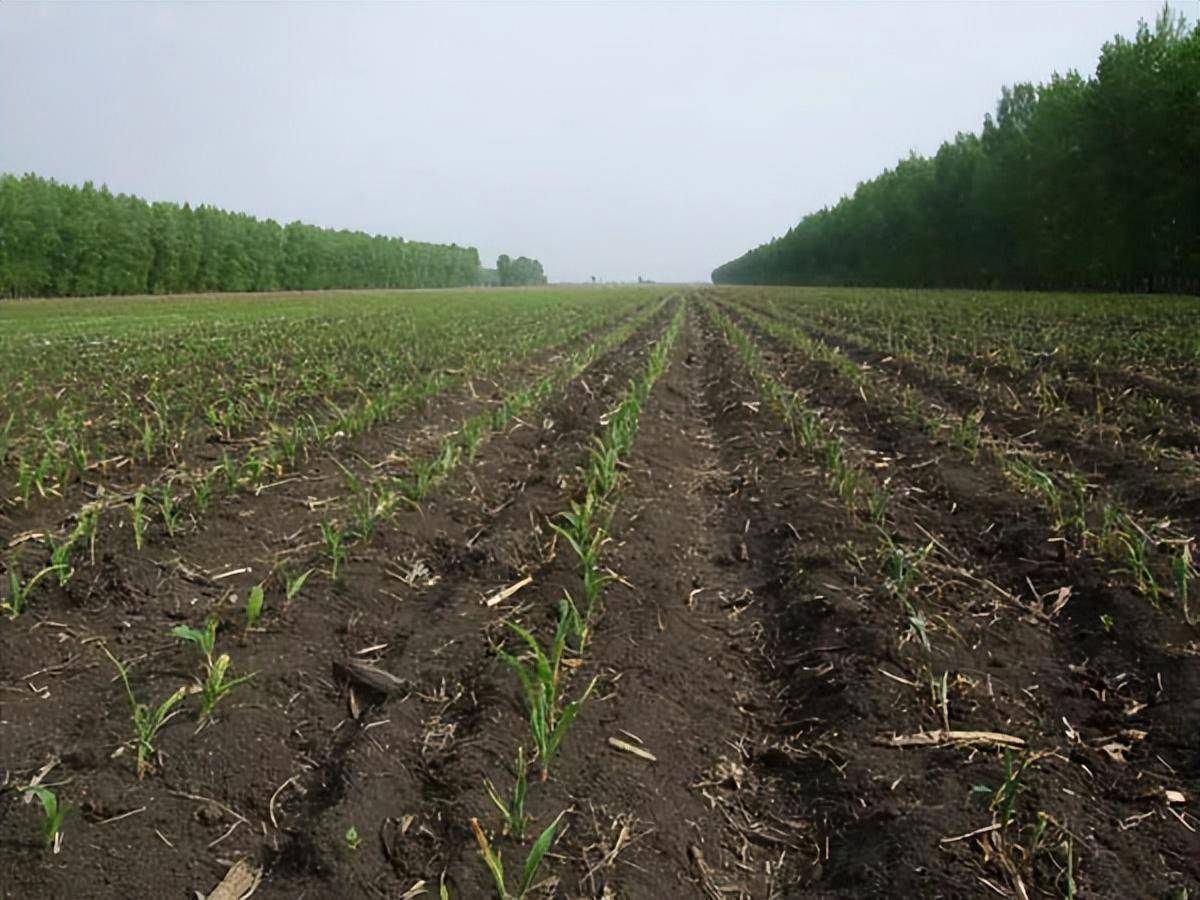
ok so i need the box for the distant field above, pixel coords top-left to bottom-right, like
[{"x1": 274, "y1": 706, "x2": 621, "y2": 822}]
[{"x1": 1, "y1": 286, "x2": 1196, "y2": 898}]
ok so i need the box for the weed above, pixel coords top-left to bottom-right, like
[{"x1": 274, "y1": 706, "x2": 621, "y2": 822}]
[{"x1": 345, "y1": 826, "x2": 361, "y2": 851}]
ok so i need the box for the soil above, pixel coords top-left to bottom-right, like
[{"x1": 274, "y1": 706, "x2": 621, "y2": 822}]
[{"x1": 1, "y1": 292, "x2": 1197, "y2": 899}]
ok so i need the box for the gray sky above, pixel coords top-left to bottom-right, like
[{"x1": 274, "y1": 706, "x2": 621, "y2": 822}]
[{"x1": 0, "y1": 1, "x2": 1174, "y2": 283}]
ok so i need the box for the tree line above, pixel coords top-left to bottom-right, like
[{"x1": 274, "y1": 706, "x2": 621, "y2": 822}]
[
  {"x1": 0, "y1": 173, "x2": 487, "y2": 297},
  {"x1": 713, "y1": 8, "x2": 1199, "y2": 293},
  {"x1": 496, "y1": 254, "x2": 548, "y2": 286}
]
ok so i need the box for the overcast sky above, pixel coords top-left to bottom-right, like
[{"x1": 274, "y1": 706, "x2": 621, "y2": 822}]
[{"x1": 0, "y1": 1, "x2": 1174, "y2": 283}]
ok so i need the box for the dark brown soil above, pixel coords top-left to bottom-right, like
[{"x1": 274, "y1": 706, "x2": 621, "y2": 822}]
[{"x1": 1, "y1": 292, "x2": 1197, "y2": 899}]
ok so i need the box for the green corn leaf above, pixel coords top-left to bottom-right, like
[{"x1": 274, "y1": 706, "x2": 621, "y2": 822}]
[
  {"x1": 520, "y1": 810, "x2": 565, "y2": 895},
  {"x1": 245, "y1": 584, "x2": 264, "y2": 628}
]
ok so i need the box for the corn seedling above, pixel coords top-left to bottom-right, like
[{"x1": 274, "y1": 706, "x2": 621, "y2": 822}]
[
  {"x1": 1004, "y1": 457, "x2": 1065, "y2": 530},
  {"x1": 868, "y1": 481, "x2": 890, "y2": 526},
  {"x1": 349, "y1": 485, "x2": 384, "y2": 541},
  {"x1": 470, "y1": 811, "x2": 565, "y2": 900},
  {"x1": 345, "y1": 826, "x2": 361, "y2": 850},
  {"x1": 130, "y1": 488, "x2": 148, "y2": 550},
  {"x1": 3, "y1": 563, "x2": 59, "y2": 618},
  {"x1": 220, "y1": 449, "x2": 240, "y2": 492},
  {"x1": 26, "y1": 786, "x2": 69, "y2": 852},
  {"x1": 586, "y1": 437, "x2": 620, "y2": 497},
  {"x1": 1171, "y1": 541, "x2": 1195, "y2": 623},
  {"x1": 990, "y1": 749, "x2": 1032, "y2": 829},
  {"x1": 906, "y1": 609, "x2": 932, "y2": 654},
  {"x1": 99, "y1": 644, "x2": 188, "y2": 778},
  {"x1": 285, "y1": 567, "x2": 315, "y2": 602},
  {"x1": 47, "y1": 534, "x2": 76, "y2": 587},
  {"x1": 497, "y1": 600, "x2": 598, "y2": 780},
  {"x1": 172, "y1": 615, "x2": 255, "y2": 725},
  {"x1": 76, "y1": 505, "x2": 101, "y2": 565},
  {"x1": 245, "y1": 583, "x2": 265, "y2": 629},
  {"x1": 0, "y1": 411, "x2": 13, "y2": 461},
  {"x1": 320, "y1": 520, "x2": 348, "y2": 579},
  {"x1": 880, "y1": 535, "x2": 933, "y2": 608},
  {"x1": 1118, "y1": 527, "x2": 1161, "y2": 606},
  {"x1": 484, "y1": 746, "x2": 530, "y2": 840},
  {"x1": 16, "y1": 455, "x2": 34, "y2": 504},
  {"x1": 194, "y1": 654, "x2": 254, "y2": 728},
  {"x1": 171, "y1": 614, "x2": 218, "y2": 667},
  {"x1": 192, "y1": 472, "x2": 215, "y2": 514},
  {"x1": 158, "y1": 484, "x2": 180, "y2": 537},
  {"x1": 952, "y1": 409, "x2": 984, "y2": 460},
  {"x1": 548, "y1": 500, "x2": 613, "y2": 650}
]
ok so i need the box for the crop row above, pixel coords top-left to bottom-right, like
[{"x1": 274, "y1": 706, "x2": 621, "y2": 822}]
[
  {"x1": 741, "y1": 291, "x2": 1199, "y2": 460},
  {"x1": 718, "y1": 295, "x2": 1198, "y2": 625},
  {"x1": 1, "y1": 296, "x2": 673, "y2": 620},
  {"x1": 0, "y1": 289, "x2": 655, "y2": 508},
  {"x1": 467, "y1": 300, "x2": 683, "y2": 898},
  {"x1": 4, "y1": 299, "x2": 686, "y2": 867},
  {"x1": 707, "y1": 302, "x2": 1106, "y2": 894},
  {"x1": 732, "y1": 287, "x2": 1199, "y2": 384}
]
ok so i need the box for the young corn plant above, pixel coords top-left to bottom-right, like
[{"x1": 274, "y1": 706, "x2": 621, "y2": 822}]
[
  {"x1": 952, "y1": 409, "x2": 985, "y2": 461},
  {"x1": 192, "y1": 472, "x2": 216, "y2": 515},
  {"x1": 1171, "y1": 541, "x2": 1196, "y2": 624},
  {"x1": 245, "y1": 584, "x2": 265, "y2": 630},
  {"x1": 284, "y1": 567, "x2": 314, "y2": 602},
  {"x1": 497, "y1": 600, "x2": 598, "y2": 781},
  {"x1": 172, "y1": 614, "x2": 218, "y2": 667},
  {"x1": 99, "y1": 644, "x2": 188, "y2": 778},
  {"x1": 130, "y1": 488, "x2": 148, "y2": 551},
  {"x1": 220, "y1": 449, "x2": 240, "y2": 492},
  {"x1": 158, "y1": 484, "x2": 180, "y2": 538},
  {"x1": 548, "y1": 500, "x2": 613, "y2": 651},
  {"x1": 320, "y1": 520, "x2": 349, "y2": 579},
  {"x1": 46, "y1": 534, "x2": 76, "y2": 587},
  {"x1": 1004, "y1": 457, "x2": 1065, "y2": 531},
  {"x1": 0, "y1": 411, "x2": 13, "y2": 462},
  {"x1": 26, "y1": 786, "x2": 69, "y2": 853},
  {"x1": 484, "y1": 746, "x2": 530, "y2": 840},
  {"x1": 585, "y1": 438, "x2": 620, "y2": 498},
  {"x1": 3, "y1": 563, "x2": 59, "y2": 619},
  {"x1": 192, "y1": 653, "x2": 254, "y2": 728},
  {"x1": 76, "y1": 505, "x2": 101, "y2": 565},
  {"x1": 991, "y1": 749, "x2": 1033, "y2": 830},
  {"x1": 470, "y1": 811, "x2": 565, "y2": 900},
  {"x1": 1117, "y1": 526, "x2": 1162, "y2": 607},
  {"x1": 172, "y1": 615, "x2": 255, "y2": 727}
]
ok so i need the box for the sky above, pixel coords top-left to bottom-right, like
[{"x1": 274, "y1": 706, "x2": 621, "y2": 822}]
[{"x1": 0, "y1": 1, "x2": 1176, "y2": 283}]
